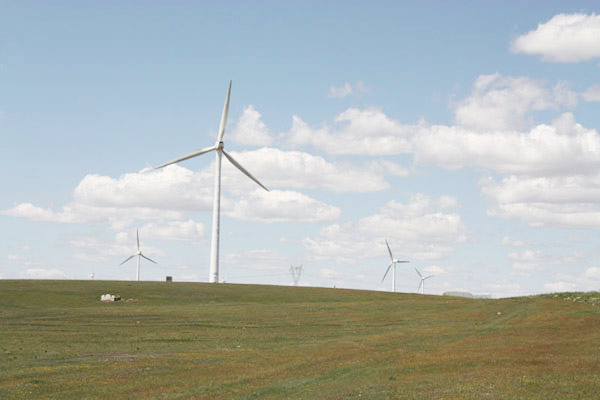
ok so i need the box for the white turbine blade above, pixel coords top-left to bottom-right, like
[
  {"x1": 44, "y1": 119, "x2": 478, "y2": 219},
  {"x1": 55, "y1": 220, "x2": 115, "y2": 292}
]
[
  {"x1": 222, "y1": 150, "x2": 269, "y2": 191},
  {"x1": 414, "y1": 267, "x2": 422, "y2": 278},
  {"x1": 154, "y1": 146, "x2": 216, "y2": 169},
  {"x1": 395, "y1": 260, "x2": 409, "y2": 263},
  {"x1": 385, "y1": 239, "x2": 393, "y2": 261},
  {"x1": 136, "y1": 229, "x2": 140, "y2": 251},
  {"x1": 217, "y1": 80, "x2": 232, "y2": 143},
  {"x1": 417, "y1": 280, "x2": 423, "y2": 291},
  {"x1": 119, "y1": 255, "x2": 135, "y2": 266},
  {"x1": 424, "y1": 275, "x2": 434, "y2": 280},
  {"x1": 140, "y1": 253, "x2": 157, "y2": 264},
  {"x1": 381, "y1": 262, "x2": 393, "y2": 282}
]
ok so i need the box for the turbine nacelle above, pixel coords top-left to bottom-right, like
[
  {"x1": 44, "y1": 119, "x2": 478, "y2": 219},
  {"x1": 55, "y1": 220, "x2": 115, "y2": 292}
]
[
  {"x1": 415, "y1": 267, "x2": 434, "y2": 294},
  {"x1": 119, "y1": 229, "x2": 157, "y2": 281},
  {"x1": 381, "y1": 239, "x2": 410, "y2": 292},
  {"x1": 154, "y1": 81, "x2": 268, "y2": 283}
]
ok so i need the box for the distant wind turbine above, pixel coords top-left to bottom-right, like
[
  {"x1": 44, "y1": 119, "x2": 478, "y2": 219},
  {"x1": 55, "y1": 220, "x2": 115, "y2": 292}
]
[
  {"x1": 415, "y1": 267, "x2": 434, "y2": 295},
  {"x1": 381, "y1": 239, "x2": 409, "y2": 292},
  {"x1": 155, "y1": 81, "x2": 268, "y2": 283},
  {"x1": 119, "y1": 229, "x2": 156, "y2": 281}
]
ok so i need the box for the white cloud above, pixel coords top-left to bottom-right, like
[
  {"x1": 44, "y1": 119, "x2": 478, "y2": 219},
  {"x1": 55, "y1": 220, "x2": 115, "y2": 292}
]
[
  {"x1": 26, "y1": 268, "x2": 67, "y2": 279},
  {"x1": 222, "y1": 249, "x2": 289, "y2": 271},
  {"x1": 282, "y1": 108, "x2": 414, "y2": 155},
  {"x1": 68, "y1": 232, "x2": 164, "y2": 263},
  {"x1": 511, "y1": 13, "x2": 600, "y2": 62},
  {"x1": 415, "y1": 113, "x2": 600, "y2": 176},
  {"x1": 320, "y1": 268, "x2": 341, "y2": 278},
  {"x1": 508, "y1": 250, "x2": 546, "y2": 271},
  {"x1": 74, "y1": 166, "x2": 215, "y2": 212},
  {"x1": 582, "y1": 84, "x2": 600, "y2": 102},
  {"x1": 357, "y1": 194, "x2": 468, "y2": 244},
  {"x1": 500, "y1": 236, "x2": 547, "y2": 247},
  {"x1": 328, "y1": 82, "x2": 353, "y2": 98},
  {"x1": 544, "y1": 281, "x2": 577, "y2": 292},
  {"x1": 366, "y1": 160, "x2": 412, "y2": 178},
  {"x1": 229, "y1": 189, "x2": 341, "y2": 223},
  {"x1": 453, "y1": 74, "x2": 577, "y2": 132},
  {"x1": 501, "y1": 237, "x2": 525, "y2": 247},
  {"x1": 422, "y1": 265, "x2": 448, "y2": 275},
  {"x1": 2, "y1": 201, "x2": 187, "y2": 230},
  {"x1": 229, "y1": 105, "x2": 274, "y2": 146},
  {"x1": 508, "y1": 249, "x2": 585, "y2": 272},
  {"x1": 583, "y1": 266, "x2": 600, "y2": 279},
  {"x1": 303, "y1": 194, "x2": 466, "y2": 263},
  {"x1": 221, "y1": 148, "x2": 394, "y2": 193},
  {"x1": 139, "y1": 220, "x2": 204, "y2": 242},
  {"x1": 482, "y1": 174, "x2": 600, "y2": 228},
  {"x1": 483, "y1": 280, "x2": 523, "y2": 296}
]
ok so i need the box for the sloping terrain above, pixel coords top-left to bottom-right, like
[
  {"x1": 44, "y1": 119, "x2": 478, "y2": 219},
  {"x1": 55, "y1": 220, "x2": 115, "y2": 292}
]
[{"x1": 0, "y1": 280, "x2": 599, "y2": 399}]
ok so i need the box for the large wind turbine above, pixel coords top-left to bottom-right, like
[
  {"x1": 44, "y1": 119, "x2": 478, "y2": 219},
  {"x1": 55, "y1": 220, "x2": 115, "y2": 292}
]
[
  {"x1": 415, "y1": 267, "x2": 434, "y2": 295},
  {"x1": 381, "y1": 239, "x2": 409, "y2": 292},
  {"x1": 119, "y1": 229, "x2": 157, "y2": 281},
  {"x1": 155, "y1": 81, "x2": 268, "y2": 283}
]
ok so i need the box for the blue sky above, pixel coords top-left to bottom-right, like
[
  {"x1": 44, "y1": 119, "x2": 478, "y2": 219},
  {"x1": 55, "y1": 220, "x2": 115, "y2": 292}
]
[{"x1": 2, "y1": 1, "x2": 600, "y2": 297}]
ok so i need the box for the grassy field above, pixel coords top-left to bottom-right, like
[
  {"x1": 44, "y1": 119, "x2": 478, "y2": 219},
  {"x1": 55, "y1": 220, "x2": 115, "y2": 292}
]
[{"x1": 0, "y1": 280, "x2": 599, "y2": 399}]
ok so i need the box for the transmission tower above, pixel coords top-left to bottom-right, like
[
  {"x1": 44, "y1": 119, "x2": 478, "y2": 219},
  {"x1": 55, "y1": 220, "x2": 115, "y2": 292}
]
[{"x1": 290, "y1": 264, "x2": 303, "y2": 286}]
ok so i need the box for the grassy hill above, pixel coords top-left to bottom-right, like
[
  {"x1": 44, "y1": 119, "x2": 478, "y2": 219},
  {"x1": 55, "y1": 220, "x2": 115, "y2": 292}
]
[{"x1": 0, "y1": 280, "x2": 599, "y2": 399}]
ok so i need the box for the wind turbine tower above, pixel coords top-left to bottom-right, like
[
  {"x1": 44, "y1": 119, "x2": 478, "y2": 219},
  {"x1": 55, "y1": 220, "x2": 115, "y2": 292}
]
[
  {"x1": 381, "y1": 239, "x2": 409, "y2": 292},
  {"x1": 119, "y1": 229, "x2": 157, "y2": 281},
  {"x1": 290, "y1": 264, "x2": 303, "y2": 286},
  {"x1": 415, "y1": 267, "x2": 434, "y2": 295},
  {"x1": 155, "y1": 81, "x2": 269, "y2": 283}
]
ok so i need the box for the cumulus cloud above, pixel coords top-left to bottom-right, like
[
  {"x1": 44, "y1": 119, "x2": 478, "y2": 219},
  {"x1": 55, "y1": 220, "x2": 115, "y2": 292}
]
[
  {"x1": 422, "y1": 265, "x2": 449, "y2": 275},
  {"x1": 482, "y1": 173, "x2": 600, "y2": 228},
  {"x1": 328, "y1": 82, "x2": 353, "y2": 98},
  {"x1": 139, "y1": 220, "x2": 204, "y2": 242},
  {"x1": 508, "y1": 249, "x2": 585, "y2": 272},
  {"x1": 582, "y1": 84, "x2": 600, "y2": 102},
  {"x1": 544, "y1": 281, "x2": 577, "y2": 292},
  {"x1": 222, "y1": 249, "x2": 289, "y2": 271},
  {"x1": 327, "y1": 81, "x2": 368, "y2": 99},
  {"x1": 501, "y1": 236, "x2": 546, "y2": 247},
  {"x1": 415, "y1": 113, "x2": 600, "y2": 176},
  {"x1": 303, "y1": 194, "x2": 466, "y2": 263},
  {"x1": 74, "y1": 166, "x2": 215, "y2": 212},
  {"x1": 68, "y1": 232, "x2": 164, "y2": 263},
  {"x1": 483, "y1": 280, "x2": 523, "y2": 296},
  {"x1": 229, "y1": 105, "x2": 274, "y2": 146},
  {"x1": 5, "y1": 147, "x2": 370, "y2": 228},
  {"x1": 221, "y1": 148, "x2": 394, "y2": 193},
  {"x1": 453, "y1": 74, "x2": 577, "y2": 132},
  {"x1": 26, "y1": 268, "x2": 67, "y2": 279},
  {"x1": 357, "y1": 194, "x2": 468, "y2": 244},
  {"x1": 511, "y1": 13, "x2": 600, "y2": 62},
  {"x1": 229, "y1": 189, "x2": 341, "y2": 223},
  {"x1": 508, "y1": 250, "x2": 547, "y2": 271},
  {"x1": 2, "y1": 201, "x2": 187, "y2": 229},
  {"x1": 320, "y1": 268, "x2": 341, "y2": 278},
  {"x1": 282, "y1": 107, "x2": 414, "y2": 155}
]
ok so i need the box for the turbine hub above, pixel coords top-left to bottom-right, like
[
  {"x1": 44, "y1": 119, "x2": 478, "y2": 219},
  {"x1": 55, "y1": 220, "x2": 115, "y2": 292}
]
[{"x1": 216, "y1": 141, "x2": 224, "y2": 150}]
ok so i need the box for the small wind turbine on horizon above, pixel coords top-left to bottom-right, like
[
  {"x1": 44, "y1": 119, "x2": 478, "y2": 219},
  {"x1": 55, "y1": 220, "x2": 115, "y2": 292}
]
[
  {"x1": 119, "y1": 229, "x2": 157, "y2": 281},
  {"x1": 381, "y1": 239, "x2": 409, "y2": 292},
  {"x1": 415, "y1": 267, "x2": 434, "y2": 295},
  {"x1": 154, "y1": 81, "x2": 268, "y2": 283}
]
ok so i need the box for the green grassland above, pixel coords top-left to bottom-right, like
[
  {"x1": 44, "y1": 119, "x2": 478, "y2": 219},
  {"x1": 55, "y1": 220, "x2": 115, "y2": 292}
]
[{"x1": 1, "y1": 280, "x2": 599, "y2": 399}]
